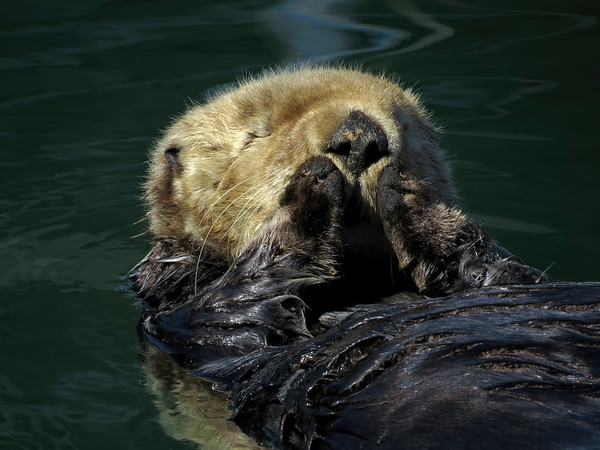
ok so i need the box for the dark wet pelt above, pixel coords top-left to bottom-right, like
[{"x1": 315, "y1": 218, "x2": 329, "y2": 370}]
[{"x1": 2, "y1": 1, "x2": 599, "y2": 449}]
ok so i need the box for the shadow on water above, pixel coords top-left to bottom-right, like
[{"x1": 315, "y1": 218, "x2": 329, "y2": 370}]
[{"x1": 1, "y1": 0, "x2": 598, "y2": 448}]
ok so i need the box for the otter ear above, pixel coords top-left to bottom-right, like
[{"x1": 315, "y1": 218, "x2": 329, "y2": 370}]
[{"x1": 164, "y1": 146, "x2": 183, "y2": 172}]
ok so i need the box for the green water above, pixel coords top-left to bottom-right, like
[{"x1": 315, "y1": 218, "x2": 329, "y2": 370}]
[{"x1": 1, "y1": 0, "x2": 598, "y2": 448}]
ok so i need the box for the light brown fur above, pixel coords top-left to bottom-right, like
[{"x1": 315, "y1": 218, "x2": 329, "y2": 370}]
[{"x1": 145, "y1": 66, "x2": 456, "y2": 267}]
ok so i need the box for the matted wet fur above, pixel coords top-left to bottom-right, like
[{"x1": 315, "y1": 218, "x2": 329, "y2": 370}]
[
  {"x1": 131, "y1": 66, "x2": 600, "y2": 448},
  {"x1": 141, "y1": 282, "x2": 600, "y2": 449}
]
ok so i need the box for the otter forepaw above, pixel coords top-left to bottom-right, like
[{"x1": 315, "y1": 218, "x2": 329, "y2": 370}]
[
  {"x1": 377, "y1": 165, "x2": 432, "y2": 223},
  {"x1": 377, "y1": 166, "x2": 551, "y2": 295},
  {"x1": 376, "y1": 165, "x2": 429, "y2": 267},
  {"x1": 281, "y1": 156, "x2": 345, "y2": 237},
  {"x1": 377, "y1": 165, "x2": 405, "y2": 223}
]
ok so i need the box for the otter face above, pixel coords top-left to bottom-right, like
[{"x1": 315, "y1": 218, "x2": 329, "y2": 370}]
[{"x1": 145, "y1": 67, "x2": 454, "y2": 265}]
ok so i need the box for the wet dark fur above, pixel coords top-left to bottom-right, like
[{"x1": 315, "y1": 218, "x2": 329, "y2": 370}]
[{"x1": 142, "y1": 282, "x2": 600, "y2": 449}]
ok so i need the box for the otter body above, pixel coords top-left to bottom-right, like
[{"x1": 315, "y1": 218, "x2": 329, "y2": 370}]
[{"x1": 132, "y1": 67, "x2": 600, "y2": 449}]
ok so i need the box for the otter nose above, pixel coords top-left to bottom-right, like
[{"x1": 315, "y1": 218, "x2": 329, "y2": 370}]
[{"x1": 327, "y1": 110, "x2": 389, "y2": 175}]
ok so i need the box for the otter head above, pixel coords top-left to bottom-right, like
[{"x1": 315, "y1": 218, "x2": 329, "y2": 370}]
[
  {"x1": 145, "y1": 67, "x2": 454, "y2": 267},
  {"x1": 139, "y1": 66, "x2": 548, "y2": 305}
]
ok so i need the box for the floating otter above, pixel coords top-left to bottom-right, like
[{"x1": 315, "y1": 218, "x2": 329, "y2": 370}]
[{"x1": 132, "y1": 67, "x2": 600, "y2": 448}]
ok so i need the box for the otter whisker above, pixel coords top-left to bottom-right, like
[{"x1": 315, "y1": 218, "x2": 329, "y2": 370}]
[
  {"x1": 221, "y1": 176, "x2": 284, "y2": 257},
  {"x1": 537, "y1": 262, "x2": 555, "y2": 283},
  {"x1": 219, "y1": 175, "x2": 283, "y2": 245},
  {"x1": 197, "y1": 173, "x2": 261, "y2": 230},
  {"x1": 193, "y1": 175, "x2": 280, "y2": 294},
  {"x1": 131, "y1": 229, "x2": 151, "y2": 239}
]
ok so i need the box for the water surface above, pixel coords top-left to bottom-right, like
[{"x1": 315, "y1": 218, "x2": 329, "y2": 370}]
[{"x1": 1, "y1": 0, "x2": 598, "y2": 448}]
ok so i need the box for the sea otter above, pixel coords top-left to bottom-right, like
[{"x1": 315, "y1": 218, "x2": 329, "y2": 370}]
[{"x1": 132, "y1": 67, "x2": 600, "y2": 448}]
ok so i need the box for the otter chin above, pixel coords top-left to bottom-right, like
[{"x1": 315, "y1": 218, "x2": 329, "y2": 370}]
[{"x1": 132, "y1": 67, "x2": 600, "y2": 449}]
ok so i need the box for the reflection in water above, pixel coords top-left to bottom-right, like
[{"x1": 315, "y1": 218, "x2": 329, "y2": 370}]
[
  {"x1": 143, "y1": 345, "x2": 261, "y2": 449},
  {"x1": 381, "y1": 0, "x2": 454, "y2": 55},
  {"x1": 440, "y1": 0, "x2": 596, "y2": 53},
  {"x1": 472, "y1": 213, "x2": 556, "y2": 234},
  {"x1": 262, "y1": 0, "x2": 410, "y2": 60},
  {"x1": 428, "y1": 77, "x2": 558, "y2": 125}
]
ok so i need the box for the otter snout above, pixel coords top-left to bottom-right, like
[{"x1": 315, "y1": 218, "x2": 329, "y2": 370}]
[{"x1": 327, "y1": 110, "x2": 389, "y2": 175}]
